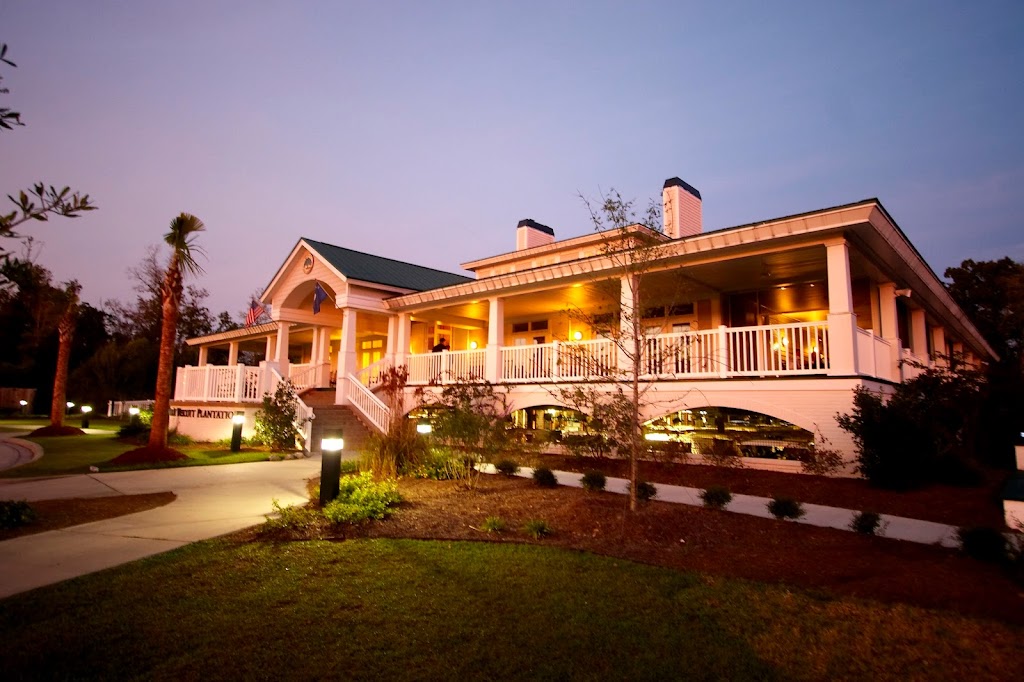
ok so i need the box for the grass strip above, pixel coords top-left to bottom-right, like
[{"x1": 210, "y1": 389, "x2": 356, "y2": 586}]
[{"x1": 0, "y1": 539, "x2": 1019, "y2": 680}]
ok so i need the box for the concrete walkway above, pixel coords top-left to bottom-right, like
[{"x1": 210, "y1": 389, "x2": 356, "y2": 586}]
[
  {"x1": 0, "y1": 457, "x2": 320, "y2": 599},
  {"x1": 483, "y1": 465, "x2": 962, "y2": 548}
]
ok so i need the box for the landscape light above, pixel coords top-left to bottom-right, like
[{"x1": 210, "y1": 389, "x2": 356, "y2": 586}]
[
  {"x1": 320, "y1": 432, "x2": 344, "y2": 506},
  {"x1": 66, "y1": 401, "x2": 75, "y2": 409},
  {"x1": 230, "y1": 413, "x2": 245, "y2": 452},
  {"x1": 80, "y1": 405, "x2": 93, "y2": 428},
  {"x1": 80, "y1": 405, "x2": 92, "y2": 414},
  {"x1": 19, "y1": 399, "x2": 27, "y2": 406},
  {"x1": 128, "y1": 407, "x2": 140, "y2": 416}
]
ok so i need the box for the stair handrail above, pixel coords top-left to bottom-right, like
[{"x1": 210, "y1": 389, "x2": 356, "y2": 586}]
[
  {"x1": 269, "y1": 367, "x2": 315, "y2": 451},
  {"x1": 345, "y1": 373, "x2": 390, "y2": 434}
]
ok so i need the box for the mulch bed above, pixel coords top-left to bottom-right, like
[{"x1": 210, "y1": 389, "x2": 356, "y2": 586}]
[
  {"x1": 109, "y1": 446, "x2": 188, "y2": 465},
  {"x1": 341, "y1": 476, "x2": 1024, "y2": 626},
  {"x1": 0, "y1": 492, "x2": 177, "y2": 540},
  {"x1": 237, "y1": 470, "x2": 1024, "y2": 626},
  {"x1": 27, "y1": 425, "x2": 85, "y2": 437}
]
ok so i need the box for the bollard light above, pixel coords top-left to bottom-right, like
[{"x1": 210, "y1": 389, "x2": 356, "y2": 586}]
[
  {"x1": 230, "y1": 413, "x2": 245, "y2": 452},
  {"x1": 319, "y1": 433, "x2": 344, "y2": 506},
  {"x1": 19, "y1": 399, "x2": 28, "y2": 416},
  {"x1": 128, "y1": 406, "x2": 141, "y2": 427},
  {"x1": 66, "y1": 401, "x2": 75, "y2": 413},
  {"x1": 80, "y1": 405, "x2": 93, "y2": 429}
]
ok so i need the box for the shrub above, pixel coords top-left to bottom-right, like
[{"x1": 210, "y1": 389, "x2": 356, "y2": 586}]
[
  {"x1": 261, "y1": 499, "x2": 320, "y2": 533},
  {"x1": 767, "y1": 496, "x2": 804, "y2": 520},
  {"x1": 957, "y1": 526, "x2": 1009, "y2": 564},
  {"x1": 837, "y1": 365, "x2": 985, "y2": 490},
  {"x1": 700, "y1": 485, "x2": 732, "y2": 510},
  {"x1": 630, "y1": 480, "x2": 657, "y2": 502},
  {"x1": 532, "y1": 467, "x2": 558, "y2": 488},
  {"x1": 580, "y1": 470, "x2": 606, "y2": 491},
  {"x1": 167, "y1": 429, "x2": 193, "y2": 446},
  {"x1": 322, "y1": 472, "x2": 401, "y2": 524},
  {"x1": 523, "y1": 519, "x2": 552, "y2": 539},
  {"x1": 494, "y1": 459, "x2": 520, "y2": 476},
  {"x1": 0, "y1": 500, "x2": 36, "y2": 529},
  {"x1": 849, "y1": 511, "x2": 883, "y2": 535},
  {"x1": 254, "y1": 380, "x2": 310, "y2": 451},
  {"x1": 481, "y1": 516, "x2": 507, "y2": 533},
  {"x1": 117, "y1": 422, "x2": 149, "y2": 439}
]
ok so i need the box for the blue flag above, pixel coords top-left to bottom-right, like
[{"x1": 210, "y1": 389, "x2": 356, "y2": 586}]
[{"x1": 312, "y1": 282, "x2": 328, "y2": 314}]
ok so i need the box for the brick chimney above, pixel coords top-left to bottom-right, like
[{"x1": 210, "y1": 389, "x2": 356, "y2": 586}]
[
  {"x1": 662, "y1": 177, "x2": 702, "y2": 239},
  {"x1": 516, "y1": 219, "x2": 555, "y2": 250}
]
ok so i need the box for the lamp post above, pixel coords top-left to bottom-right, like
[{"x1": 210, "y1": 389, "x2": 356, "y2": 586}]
[
  {"x1": 319, "y1": 432, "x2": 344, "y2": 506},
  {"x1": 230, "y1": 413, "x2": 245, "y2": 452},
  {"x1": 80, "y1": 405, "x2": 93, "y2": 429}
]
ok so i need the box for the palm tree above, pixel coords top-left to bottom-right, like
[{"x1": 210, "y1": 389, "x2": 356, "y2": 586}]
[
  {"x1": 49, "y1": 280, "x2": 81, "y2": 431},
  {"x1": 148, "y1": 213, "x2": 205, "y2": 452}
]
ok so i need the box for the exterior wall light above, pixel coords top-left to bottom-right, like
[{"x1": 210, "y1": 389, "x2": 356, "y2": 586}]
[
  {"x1": 572, "y1": 331, "x2": 583, "y2": 341},
  {"x1": 320, "y1": 432, "x2": 344, "y2": 506},
  {"x1": 230, "y1": 413, "x2": 245, "y2": 452},
  {"x1": 469, "y1": 341, "x2": 478, "y2": 350}
]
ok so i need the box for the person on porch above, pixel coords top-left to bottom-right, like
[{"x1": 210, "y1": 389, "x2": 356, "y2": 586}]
[{"x1": 432, "y1": 337, "x2": 450, "y2": 353}]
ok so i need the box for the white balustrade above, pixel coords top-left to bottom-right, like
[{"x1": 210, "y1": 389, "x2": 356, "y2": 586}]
[{"x1": 346, "y1": 374, "x2": 390, "y2": 434}]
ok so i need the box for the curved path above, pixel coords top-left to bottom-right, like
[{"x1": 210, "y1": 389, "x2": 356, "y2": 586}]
[
  {"x1": 0, "y1": 433, "x2": 42, "y2": 471},
  {"x1": 0, "y1": 457, "x2": 320, "y2": 599}
]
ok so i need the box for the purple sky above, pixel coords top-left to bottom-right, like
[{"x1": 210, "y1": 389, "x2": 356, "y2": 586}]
[{"x1": 2, "y1": 1, "x2": 1022, "y2": 318}]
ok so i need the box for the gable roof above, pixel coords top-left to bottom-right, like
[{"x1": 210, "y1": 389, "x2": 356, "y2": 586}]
[{"x1": 303, "y1": 237, "x2": 473, "y2": 291}]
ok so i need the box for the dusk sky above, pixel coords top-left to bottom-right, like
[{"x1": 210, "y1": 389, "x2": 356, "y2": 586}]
[{"x1": 2, "y1": 1, "x2": 1022, "y2": 318}]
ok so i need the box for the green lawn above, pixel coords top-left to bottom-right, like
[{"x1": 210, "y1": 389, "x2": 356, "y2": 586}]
[
  {"x1": 0, "y1": 420, "x2": 274, "y2": 477},
  {"x1": 0, "y1": 539, "x2": 1018, "y2": 680}
]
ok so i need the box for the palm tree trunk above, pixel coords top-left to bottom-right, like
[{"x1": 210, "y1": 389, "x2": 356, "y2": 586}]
[
  {"x1": 49, "y1": 284, "x2": 80, "y2": 428},
  {"x1": 148, "y1": 273, "x2": 181, "y2": 450}
]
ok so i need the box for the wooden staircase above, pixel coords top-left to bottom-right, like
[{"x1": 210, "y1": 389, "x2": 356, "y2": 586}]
[{"x1": 301, "y1": 389, "x2": 377, "y2": 455}]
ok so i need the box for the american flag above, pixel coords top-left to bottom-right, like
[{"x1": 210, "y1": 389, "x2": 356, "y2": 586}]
[{"x1": 245, "y1": 300, "x2": 266, "y2": 326}]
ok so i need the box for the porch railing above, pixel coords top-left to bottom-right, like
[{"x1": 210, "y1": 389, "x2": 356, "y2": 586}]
[
  {"x1": 353, "y1": 357, "x2": 394, "y2": 387},
  {"x1": 174, "y1": 365, "x2": 263, "y2": 402},
  {"x1": 289, "y1": 362, "x2": 328, "y2": 392},
  {"x1": 407, "y1": 348, "x2": 487, "y2": 384}
]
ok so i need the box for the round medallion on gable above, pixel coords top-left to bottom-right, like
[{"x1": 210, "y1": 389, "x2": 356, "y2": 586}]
[{"x1": 302, "y1": 256, "x2": 314, "y2": 274}]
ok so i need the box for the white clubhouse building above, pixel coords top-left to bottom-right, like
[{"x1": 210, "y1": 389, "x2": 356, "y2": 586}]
[{"x1": 170, "y1": 177, "x2": 994, "y2": 471}]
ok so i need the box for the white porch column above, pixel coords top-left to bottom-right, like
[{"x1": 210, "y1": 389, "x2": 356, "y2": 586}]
[
  {"x1": 825, "y1": 239, "x2": 858, "y2": 376},
  {"x1": 618, "y1": 275, "x2": 637, "y2": 377},
  {"x1": 275, "y1": 321, "x2": 291, "y2": 376},
  {"x1": 878, "y1": 282, "x2": 900, "y2": 381},
  {"x1": 931, "y1": 326, "x2": 947, "y2": 367},
  {"x1": 197, "y1": 346, "x2": 208, "y2": 366},
  {"x1": 335, "y1": 308, "x2": 358, "y2": 404},
  {"x1": 395, "y1": 312, "x2": 411, "y2": 368},
  {"x1": 910, "y1": 309, "x2": 928, "y2": 361},
  {"x1": 227, "y1": 341, "x2": 239, "y2": 366},
  {"x1": 264, "y1": 334, "x2": 276, "y2": 362},
  {"x1": 386, "y1": 315, "x2": 397, "y2": 359},
  {"x1": 485, "y1": 298, "x2": 504, "y2": 382}
]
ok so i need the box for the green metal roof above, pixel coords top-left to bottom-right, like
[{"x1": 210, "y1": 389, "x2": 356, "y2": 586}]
[{"x1": 303, "y1": 238, "x2": 473, "y2": 292}]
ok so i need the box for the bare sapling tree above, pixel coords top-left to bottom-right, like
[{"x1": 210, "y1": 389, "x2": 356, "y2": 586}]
[{"x1": 557, "y1": 189, "x2": 696, "y2": 510}]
